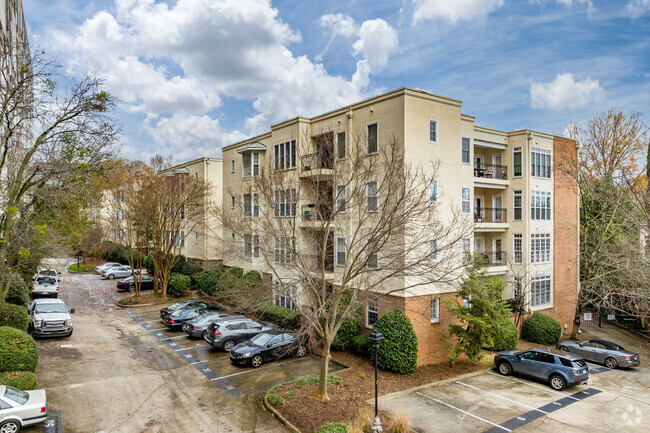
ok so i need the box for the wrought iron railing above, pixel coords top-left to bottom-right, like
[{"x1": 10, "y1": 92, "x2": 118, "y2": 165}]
[
  {"x1": 474, "y1": 207, "x2": 507, "y2": 223},
  {"x1": 474, "y1": 163, "x2": 507, "y2": 180}
]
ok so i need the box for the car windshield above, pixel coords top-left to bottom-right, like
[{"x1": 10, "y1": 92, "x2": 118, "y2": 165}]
[
  {"x1": 250, "y1": 333, "x2": 274, "y2": 346},
  {"x1": 169, "y1": 303, "x2": 189, "y2": 311},
  {"x1": 4, "y1": 386, "x2": 28, "y2": 405},
  {"x1": 35, "y1": 303, "x2": 68, "y2": 314},
  {"x1": 171, "y1": 309, "x2": 186, "y2": 317}
]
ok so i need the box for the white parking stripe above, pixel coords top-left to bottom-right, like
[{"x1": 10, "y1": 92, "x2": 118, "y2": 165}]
[
  {"x1": 415, "y1": 392, "x2": 511, "y2": 432},
  {"x1": 487, "y1": 372, "x2": 580, "y2": 401},
  {"x1": 214, "y1": 358, "x2": 306, "y2": 380},
  {"x1": 455, "y1": 381, "x2": 549, "y2": 414}
]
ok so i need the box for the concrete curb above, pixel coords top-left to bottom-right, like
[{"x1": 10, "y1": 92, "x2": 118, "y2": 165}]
[
  {"x1": 263, "y1": 394, "x2": 302, "y2": 433},
  {"x1": 116, "y1": 300, "x2": 172, "y2": 309}
]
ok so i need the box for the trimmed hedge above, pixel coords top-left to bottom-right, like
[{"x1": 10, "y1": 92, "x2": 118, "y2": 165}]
[
  {"x1": 351, "y1": 334, "x2": 371, "y2": 356},
  {"x1": 314, "y1": 423, "x2": 351, "y2": 433},
  {"x1": 332, "y1": 309, "x2": 362, "y2": 351},
  {"x1": 372, "y1": 309, "x2": 418, "y2": 375},
  {"x1": 523, "y1": 312, "x2": 562, "y2": 345},
  {"x1": 224, "y1": 266, "x2": 243, "y2": 277},
  {"x1": 6, "y1": 276, "x2": 29, "y2": 309},
  {"x1": 197, "y1": 266, "x2": 225, "y2": 296},
  {"x1": 167, "y1": 273, "x2": 191, "y2": 298},
  {"x1": 484, "y1": 319, "x2": 519, "y2": 351},
  {"x1": 0, "y1": 304, "x2": 29, "y2": 332},
  {"x1": 258, "y1": 302, "x2": 302, "y2": 329},
  {"x1": 0, "y1": 371, "x2": 37, "y2": 390},
  {"x1": 0, "y1": 327, "x2": 38, "y2": 372}
]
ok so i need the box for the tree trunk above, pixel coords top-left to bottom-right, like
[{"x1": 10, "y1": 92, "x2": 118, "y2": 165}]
[
  {"x1": 571, "y1": 307, "x2": 581, "y2": 339},
  {"x1": 317, "y1": 338, "x2": 332, "y2": 401}
]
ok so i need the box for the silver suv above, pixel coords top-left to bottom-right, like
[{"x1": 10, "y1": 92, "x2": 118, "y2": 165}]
[
  {"x1": 28, "y1": 298, "x2": 75, "y2": 338},
  {"x1": 203, "y1": 318, "x2": 279, "y2": 352}
]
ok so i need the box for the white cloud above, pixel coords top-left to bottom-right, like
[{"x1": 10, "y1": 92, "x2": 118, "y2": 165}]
[
  {"x1": 319, "y1": 13, "x2": 358, "y2": 38},
  {"x1": 530, "y1": 73, "x2": 605, "y2": 110},
  {"x1": 412, "y1": 0, "x2": 504, "y2": 24},
  {"x1": 353, "y1": 19, "x2": 399, "y2": 70},
  {"x1": 627, "y1": 0, "x2": 650, "y2": 17}
]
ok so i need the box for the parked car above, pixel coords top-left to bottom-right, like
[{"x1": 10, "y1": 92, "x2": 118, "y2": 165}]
[
  {"x1": 159, "y1": 300, "x2": 216, "y2": 321},
  {"x1": 0, "y1": 385, "x2": 48, "y2": 432},
  {"x1": 32, "y1": 268, "x2": 60, "y2": 281},
  {"x1": 116, "y1": 275, "x2": 158, "y2": 292},
  {"x1": 182, "y1": 313, "x2": 246, "y2": 339},
  {"x1": 230, "y1": 330, "x2": 310, "y2": 368},
  {"x1": 203, "y1": 318, "x2": 279, "y2": 352},
  {"x1": 94, "y1": 262, "x2": 121, "y2": 274},
  {"x1": 28, "y1": 298, "x2": 75, "y2": 338},
  {"x1": 30, "y1": 276, "x2": 59, "y2": 298},
  {"x1": 100, "y1": 265, "x2": 136, "y2": 280},
  {"x1": 163, "y1": 306, "x2": 220, "y2": 329},
  {"x1": 557, "y1": 339, "x2": 640, "y2": 369},
  {"x1": 494, "y1": 347, "x2": 589, "y2": 390}
]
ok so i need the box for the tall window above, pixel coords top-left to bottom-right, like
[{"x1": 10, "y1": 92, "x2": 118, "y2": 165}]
[
  {"x1": 429, "y1": 179, "x2": 438, "y2": 203},
  {"x1": 367, "y1": 123, "x2": 378, "y2": 154},
  {"x1": 231, "y1": 233, "x2": 235, "y2": 245},
  {"x1": 531, "y1": 147, "x2": 552, "y2": 178},
  {"x1": 366, "y1": 181, "x2": 378, "y2": 212},
  {"x1": 336, "y1": 237, "x2": 347, "y2": 266},
  {"x1": 231, "y1": 196, "x2": 235, "y2": 209},
  {"x1": 461, "y1": 137, "x2": 470, "y2": 164},
  {"x1": 230, "y1": 160, "x2": 235, "y2": 173},
  {"x1": 430, "y1": 298, "x2": 440, "y2": 323},
  {"x1": 336, "y1": 185, "x2": 347, "y2": 212},
  {"x1": 274, "y1": 281, "x2": 297, "y2": 310},
  {"x1": 513, "y1": 234, "x2": 523, "y2": 264},
  {"x1": 531, "y1": 276, "x2": 551, "y2": 307},
  {"x1": 274, "y1": 188, "x2": 296, "y2": 217},
  {"x1": 367, "y1": 300, "x2": 378, "y2": 326},
  {"x1": 243, "y1": 234, "x2": 260, "y2": 259},
  {"x1": 367, "y1": 240, "x2": 378, "y2": 269},
  {"x1": 243, "y1": 193, "x2": 259, "y2": 218},
  {"x1": 336, "y1": 131, "x2": 346, "y2": 159},
  {"x1": 274, "y1": 237, "x2": 294, "y2": 265},
  {"x1": 461, "y1": 238, "x2": 471, "y2": 264},
  {"x1": 531, "y1": 191, "x2": 551, "y2": 220},
  {"x1": 461, "y1": 188, "x2": 471, "y2": 214},
  {"x1": 513, "y1": 147, "x2": 522, "y2": 177},
  {"x1": 429, "y1": 120, "x2": 437, "y2": 143},
  {"x1": 177, "y1": 231, "x2": 185, "y2": 248},
  {"x1": 274, "y1": 140, "x2": 297, "y2": 170},
  {"x1": 242, "y1": 152, "x2": 260, "y2": 177},
  {"x1": 429, "y1": 239, "x2": 438, "y2": 262},
  {"x1": 195, "y1": 232, "x2": 199, "y2": 244},
  {"x1": 513, "y1": 190, "x2": 523, "y2": 221},
  {"x1": 531, "y1": 234, "x2": 551, "y2": 263}
]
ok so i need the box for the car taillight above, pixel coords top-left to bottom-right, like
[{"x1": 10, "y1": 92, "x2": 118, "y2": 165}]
[
  {"x1": 192, "y1": 325, "x2": 199, "y2": 329},
  {"x1": 41, "y1": 406, "x2": 46, "y2": 413},
  {"x1": 118, "y1": 282, "x2": 123, "y2": 285},
  {"x1": 169, "y1": 320, "x2": 175, "y2": 324},
  {"x1": 572, "y1": 369, "x2": 581, "y2": 374},
  {"x1": 212, "y1": 330, "x2": 221, "y2": 335},
  {"x1": 622, "y1": 355, "x2": 633, "y2": 359}
]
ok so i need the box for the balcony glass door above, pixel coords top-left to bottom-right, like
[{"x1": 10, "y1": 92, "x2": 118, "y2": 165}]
[
  {"x1": 492, "y1": 154, "x2": 503, "y2": 179},
  {"x1": 493, "y1": 196, "x2": 503, "y2": 222}
]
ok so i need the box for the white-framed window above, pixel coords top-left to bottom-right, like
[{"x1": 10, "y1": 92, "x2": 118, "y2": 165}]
[
  {"x1": 513, "y1": 234, "x2": 523, "y2": 264},
  {"x1": 461, "y1": 188, "x2": 471, "y2": 214},
  {"x1": 195, "y1": 232, "x2": 199, "y2": 244},
  {"x1": 513, "y1": 147, "x2": 523, "y2": 178},
  {"x1": 336, "y1": 185, "x2": 347, "y2": 213},
  {"x1": 274, "y1": 140, "x2": 297, "y2": 170},
  {"x1": 336, "y1": 131, "x2": 346, "y2": 160},
  {"x1": 531, "y1": 147, "x2": 552, "y2": 179},
  {"x1": 366, "y1": 299, "x2": 378, "y2": 327},
  {"x1": 366, "y1": 181, "x2": 378, "y2": 212},
  {"x1": 429, "y1": 239, "x2": 438, "y2": 262},
  {"x1": 531, "y1": 275, "x2": 552, "y2": 307},
  {"x1": 231, "y1": 233, "x2": 235, "y2": 245},
  {"x1": 461, "y1": 137, "x2": 470, "y2": 164},
  {"x1": 243, "y1": 193, "x2": 259, "y2": 218},
  {"x1": 274, "y1": 236, "x2": 295, "y2": 265},
  {"x1": 176, "y1": 231, "x2": 185, "y2": 248},
  {"x1": 274, "y1": 281, "x2": 297, "y2": 310},
  {"x1": 336, "y1": 237, "x2": 347, "y2": 266},
  {"x1": 431, "y1": 298, "x2": 440, "y2": 323},
  {"x1": 429, "y1": 120, "x2": 437, "y2": 143},
  {"x1": 531, "y1": 234, "x2": 551, "y2": 263},
  {"x1": 367, "y1": 123, "x2": 378, "y2": 154},
  {"x1": 429, "y1": 179, "x2": 438, "y2": 203},
  {"x1": 531, "y1": 191, "x2": 551, "y2": 220},
  {"x1": 231, "y1": 196, "x2": 235, "y2": 209},
  {"x1": 513, "y1": 190, "x2": 523, "y2": 221},
  {"x1": 274, "y1": 188, "x2": 297, "y2": 217},
  {"x1": 367, "y1": 240, "x2": 378, "y2": 269},
  {"x1": 461, "y1": 238, "x2": 471, "y2": 264},
  {"x1": 242, "y1": 151, "x2": 260, "y2": 177},
  {"x1": 464, "y1": 294, "x2": 472, "y2": 309},
  {"x1": 243, "y1": 233, "x2": 260, "y2": 259},
  {"x1": 513, "y1": 278, "x2": 523, "y2": 299},
  {"x1": 231, "y1": 159, "x2": 235, "y2": 173},
  {"x1": 115, "y1": 209, "x2": 123, "y2": 220}
]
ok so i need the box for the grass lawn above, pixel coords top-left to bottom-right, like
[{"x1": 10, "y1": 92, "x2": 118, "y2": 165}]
[{"x1": 67, "y1": 263, "x2": 96, "y2": 271}]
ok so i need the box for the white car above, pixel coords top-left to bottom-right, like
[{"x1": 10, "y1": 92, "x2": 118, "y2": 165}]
[
  {"x1": 32, "y1": 269, "x2": 60, "y2": 282},
  {"x1": 28, "y1": 298, "x2": 74, "y2": 338},
  {"x1": 94, "y1": 262, "x2": 121, "y2": 274},
  {"x1": 30, "y1": 276, "x2": 58, "y2": 298},
  {"x1": 0, "y1": 385, "x2": 48, "y2": 432},
  {"x1": 100, "y1": 265, "x2": 135, "y2": 280}
]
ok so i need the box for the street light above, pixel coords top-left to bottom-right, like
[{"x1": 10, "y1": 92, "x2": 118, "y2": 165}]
[{"x1": 369, "y1": 330, "x2": 384, "y2": 433}]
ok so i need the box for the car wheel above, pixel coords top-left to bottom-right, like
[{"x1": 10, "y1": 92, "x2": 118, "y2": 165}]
[
  {"x1": 222, "y1": 340, "x2": 236, "y2": 352},
  {"x1": 296, "y1": 346, "x2": 307, "y2": 357},
  {"x1": 497, "y1": 361, "x2": 512, "y2": 376},
  {"x1": 108, "y1": 274, "x2": 115, "y2": 280},
  {"x1": 549, "y1": 375, "x2": 566, "y2": 391},
  {"x1": 0, "y1": 419, "x2": 22, "y2": 433},
  {"x1": 558, "y1": 346, "x2": 569, "y2": 352},
  {"x1": 251, "y1": 355, "x2": 263, "y2": 368},
  {"x1": 605, "y1": 357, "x2": 618, "y2": 369}
]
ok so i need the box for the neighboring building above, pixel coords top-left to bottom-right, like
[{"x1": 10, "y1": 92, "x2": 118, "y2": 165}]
[
  {"x1": 221, "y1": 87, "x2": 579, "y2": 365},
  {"x1": 0, "y1": 0, "x2": 29, "y2": 57}
]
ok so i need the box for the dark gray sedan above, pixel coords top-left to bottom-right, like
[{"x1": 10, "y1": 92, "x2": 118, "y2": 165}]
[
  {"x1": 182, "y1": 313, "x2": 246, "y2": 339},
  {"x1": 557, "y1": 339, "x2": 640, "y2": 369}
]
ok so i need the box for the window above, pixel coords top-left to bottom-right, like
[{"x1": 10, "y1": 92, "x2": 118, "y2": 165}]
[
  {"x1": 531, "y1": 234, "x2": 551, "y2": 263},
  {"x1": 274, "y1": 188, "x2": 297, "y2": 217},
  {"x1": 231, "y1": 233, "x2": 235, "y2": 245},
  {"x1": 431, "y1": 298, "x2": 440, "y2": 323},
  {"x1": 231, "y1": 196, "x2": 235, "y2": 209},
  {"x1": 115, "y1": 209, "x2": 123, "y2": 220},
  {"x1": 176, "y1": 231, "x2": 185, "y2": 248},
  {"x1": 513, "y1": 234, "x2": 523, "y2": 264},
  {"x1": 461, "y1": 137, "x2": 470, "y2": 164},
  {"x1": 461, "y1": 238, "x2": 471, "y2": 264},
  {"x1": 274, "y1": 237, "x2": 294, "y2": 265},
  {"x1": 336, "y1": 185, "x2": 347, "y2": 212},
  {"x1": 243, "y1": 193, "x2": 259, "y2": 218},
  {"x1": 429, "y1": 120, "x2": 437, "y2": 143},
  {"x1": 464, "y1": 294, "x2": 472, "y2": 309},
  {"x1": 195, "y1": 232, "x2": 199, "y2": 244},
  {"x1": 366, "y1": 181, "x2": 378, "y2": 212},
  {"x1": 531, "y1": 191, "x2": 551, "y2": 220},
  {"x1": 531, "y1": 275, "x2": 552, "y2": 307},
  {"x1": 195, "y1": 173, "x2": 199, "y2": 182},
  {"x1": 513, "y1": 190, "x2": 523, "y2": 221},
  {"x1": 274, "y1": 140, "x2": 297, "y2": 170},
  {"x1": 513, "y1": 147, "x2": 522, "y2": 177},
  {"x1": 274, "y1": 281, "x2": 297, "y2": 309},
  {"x1": 429, "y1": 179, "x2": 438, "y2": 203},
  {"x1": 367, "y1": 300, "x2": 378, "y2": 326},
  {"x1": 367, "y1": 240, "x2": 378, "y2": 269},
  {"x1": 243, "y1": 234, "x2": 260, "y2": 259},
  {"x1": 242, "y1": 152, "x2": 260, "y2": 177},
  {"x1": 461, "y1": 188, "x2": 471, "y2": 214},
  {"x1": 531, "y1": 147, "x2": 552, "y2": 178},
  {"x1": 367, "y1": 123, "x2": 378, "y2": 154},
  {"x1": 429, "y1": 239, "x2": 438, "y2": 262},
  {"x1": 336, "y1": 237, "x2": 347, "y2": 266},
  {"x1": 336, "y1": 131, "x2": 346, "y2": 159}
]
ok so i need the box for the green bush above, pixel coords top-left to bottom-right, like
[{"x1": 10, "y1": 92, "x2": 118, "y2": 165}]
[
  {"x1": 258, "y1": 302, "x2": 302, "y2": 329},
  {"x1": 291, "y1": 373, "x2": 341, "y2": 389},
  {"x1": 167, "y1": 273, "x2": 191, "y2": 298},
  {"x1": 225, "y1": 266, "x2": 243, "y2": 277},
  {"x1": 523, "y1": 312, "x2": 562, "y2": 345},
  {"x1": 171, "y1": 255, "x2": 188, "y2": 275},
  {"x1": 213, "y1": 273, "x2": 244, "y2": 304},
  {"x1": 0, "y1": 327, "x2": 38, "y2": 372},
  {"x1": 484, "y1": 319, "x2": 519, "y2": 351},
  {"x1": 0, "y1": 304, "x2": 29, "y2": 332},
  {"x1": 372, "y1": 309, "x2": 418, "y2": 375},
  {"x1": 102, "y1": 243, "x2": 127, "y2": 264},
  {"x1": 243, "y1": 270, "x2": 262, "y2": 288},
  {"x1": 351, "y1": 334, "x2": 372, "y2": 357},
  {"x1": 143, "y1": 255, "x2": 155, "y2": 275},
  {"x1": 0, "y1": 371, "x2": 37, "y2": 390},
  {"x1": 267, "y1": 392, "x2": 285, "y2": 407},
  {"x1": 197, "y1": 266, "x2": 225, "y2": 296},
  {"x1": 314, "y1": 423, "x2": 351, "y2": 433},
  {"x1": 332, "y1": 307, "x2": 362, "y2": 351},
  {"x1": 5, "y1": 275, "x2": 29, "y2": 309}
]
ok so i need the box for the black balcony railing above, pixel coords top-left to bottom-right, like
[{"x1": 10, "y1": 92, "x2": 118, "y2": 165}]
[
  {"x1": 302, "y1": 253, "x2": 334, "y2": 273},
  {"x1": 474, "y1": 207, "x2": 507, "y2": 223},
  {"x1": 301, "y1": 152, "x2": 334, "y2": 171},
  {"x1": 302, "y1": 204, "x2": 333, "y2": 221},
  {"x1": 478, "y1": 251, "x2": 507, "y2": 266},
  {"x1": 474, "y1": 163, "x2": 507, "y2": 180}
]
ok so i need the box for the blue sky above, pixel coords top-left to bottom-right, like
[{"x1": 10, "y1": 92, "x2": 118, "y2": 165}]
[{"x1": 23, "y1": 0, "x2": 650, "y2": 162}]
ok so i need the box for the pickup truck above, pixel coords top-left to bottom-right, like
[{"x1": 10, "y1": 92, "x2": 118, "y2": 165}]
[
  {"x1": 31, "y1": 275, "x2": 59, "y2": 298},
  {"x1": 28, "y1": 298, "x2": 74, "y2": 338}
]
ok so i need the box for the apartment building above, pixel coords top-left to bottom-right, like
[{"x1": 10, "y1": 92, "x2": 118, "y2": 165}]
[{"x1": 220, "y1": 87, "x2": 578, "y2": 365}]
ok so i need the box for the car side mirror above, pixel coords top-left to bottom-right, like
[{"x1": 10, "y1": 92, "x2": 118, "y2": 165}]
[{"x1": 69, "y1": 308, "x2": 76, "y2": 314}]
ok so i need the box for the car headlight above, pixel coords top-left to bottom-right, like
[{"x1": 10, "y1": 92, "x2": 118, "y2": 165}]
[
  {"x1": 64, "y1": 319, "x2": 71, "y2": 327},
  {"x1": 242, "y1": 352, "x2": 251, "y2": 358},
  {"x1": 34, "y1": 320, "x2": 42, "y2": 328}
]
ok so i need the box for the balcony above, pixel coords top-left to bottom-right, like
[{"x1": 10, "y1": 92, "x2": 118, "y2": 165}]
[
  {"x1": 301, "y1": 204, "x2": 333, "y2": 229},
  {"x1": 300, "y1": 153, "x2": 334, "y2": 179},
  {"x1": 473, "y1": 162, "x2": 509, "y2": 189},
  {"x1": 478, "y1": 251, "x2": 507, "y2": 267},
  {"x1": 302, "y1": 253, "x2": 334, "y2": 273},
  {"x1": 474, "y1": 207, "x2": 508, "y2": 232}
]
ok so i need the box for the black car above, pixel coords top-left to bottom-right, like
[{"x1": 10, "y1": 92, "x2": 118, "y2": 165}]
[
  {"x1": 230, "y1": 330, "x2": 310, "y2": 367},
  {"x1": 163, "y1": 306, "x2": 220, "y2": 329},
  {"x1": 159, "y1": 300, "x2": 215, "y2": 321},
  {"x1": 116, "y1": 275, "x2": 157, "y2": 292}
]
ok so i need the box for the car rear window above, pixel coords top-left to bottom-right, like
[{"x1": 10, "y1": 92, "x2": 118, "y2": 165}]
[
  {"x1": 572, "y1": 360, "x2": 587, "y2": 368},
  {"x1": 4, "y1": 386, "x2": 28, "y2": 405}
]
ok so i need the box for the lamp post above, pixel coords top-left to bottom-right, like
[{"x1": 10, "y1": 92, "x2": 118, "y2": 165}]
[{"x1": 369, "y1": 330, "x2": 384, "y2": 433}]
